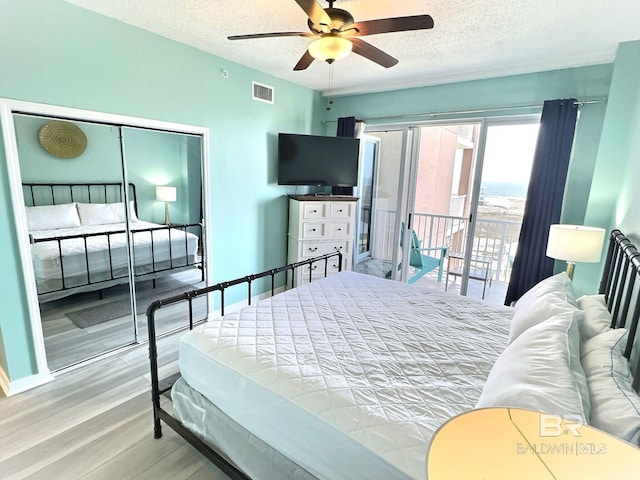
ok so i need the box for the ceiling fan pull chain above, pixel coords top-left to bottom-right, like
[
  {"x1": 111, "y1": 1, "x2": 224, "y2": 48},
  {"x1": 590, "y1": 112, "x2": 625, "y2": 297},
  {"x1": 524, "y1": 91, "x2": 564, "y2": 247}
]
[{"x1": 327, "y1": 62, "x2": 335, "y2": 111}]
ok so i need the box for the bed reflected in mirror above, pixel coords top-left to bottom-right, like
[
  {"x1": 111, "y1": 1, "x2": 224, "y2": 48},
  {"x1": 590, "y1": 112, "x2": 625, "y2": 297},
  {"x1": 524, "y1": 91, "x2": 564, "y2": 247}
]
[{"x1": 13, "y1": 113, "x2": 207, "y2": 371}]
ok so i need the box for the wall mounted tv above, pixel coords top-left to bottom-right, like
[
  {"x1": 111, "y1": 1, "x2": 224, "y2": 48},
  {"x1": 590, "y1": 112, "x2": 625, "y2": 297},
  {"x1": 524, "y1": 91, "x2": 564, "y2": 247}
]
[{"x1": 277, "y1": 133, "x2": 360, "y2": 187}]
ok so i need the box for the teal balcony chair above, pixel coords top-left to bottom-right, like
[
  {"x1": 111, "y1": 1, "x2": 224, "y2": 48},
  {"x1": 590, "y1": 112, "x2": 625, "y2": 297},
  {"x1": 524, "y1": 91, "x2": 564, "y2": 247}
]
[{"x1": 386, "y1": 228, "x2": 449, "y2": 284}]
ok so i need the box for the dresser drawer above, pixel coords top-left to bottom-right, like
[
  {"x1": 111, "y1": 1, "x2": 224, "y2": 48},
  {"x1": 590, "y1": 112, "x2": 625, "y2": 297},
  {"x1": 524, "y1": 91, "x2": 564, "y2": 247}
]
[
  {"x1": 328, "y1": 222, "x2": 351, "y2": 237},
  {"x1": 302, "y1": 222, "x2": 325, "y2": 237},
  {"x1": 300, "y1": 240, "x2": 349, "y2": 258},
  {"x1": 329, "y1": 202, "x2": 353, "y2": 219},
  {"x1": 303, "y1": 202, "x2": 326, "y2": 218},
  {"x1": 297, "y1": 257, "x2": 349, "y2": 279}
]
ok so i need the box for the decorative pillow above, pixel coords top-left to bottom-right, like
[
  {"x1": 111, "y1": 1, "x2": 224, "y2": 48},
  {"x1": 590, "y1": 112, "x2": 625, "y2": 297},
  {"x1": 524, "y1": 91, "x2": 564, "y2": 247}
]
[
  {"x1": 477, "y1": 311, "x2": 590, "y2": 423},
  {"x1": 25, "y1": 203, "x2": 81, "y2": 231},
  {"x1": 508, "y1": 273, "x2": 578, "y2": 344},
  {"x1": 581, "y1": 328, "x2": 640, "y2": 445},
  {"x1": 77, "y1": 201, "x2": 138, "y2": 226},
  {"x1": 576, "y1": 294, "x2": 612, "y2": 340}
]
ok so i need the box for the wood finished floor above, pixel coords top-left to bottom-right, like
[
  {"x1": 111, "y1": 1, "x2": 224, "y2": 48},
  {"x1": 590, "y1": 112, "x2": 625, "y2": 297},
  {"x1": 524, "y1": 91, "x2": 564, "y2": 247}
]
[{"x1": 0, "y1": 332, "x2": 230, "y2": 480}]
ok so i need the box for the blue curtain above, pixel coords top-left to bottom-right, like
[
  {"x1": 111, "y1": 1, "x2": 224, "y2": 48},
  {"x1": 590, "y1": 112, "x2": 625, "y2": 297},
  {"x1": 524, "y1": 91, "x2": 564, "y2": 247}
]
[
  {"x1": 504, "y1": 99, "x2": 579, "y2": 305},
  {"x1": 337, "y1": 116, "x2": 356, "y2": 137}
]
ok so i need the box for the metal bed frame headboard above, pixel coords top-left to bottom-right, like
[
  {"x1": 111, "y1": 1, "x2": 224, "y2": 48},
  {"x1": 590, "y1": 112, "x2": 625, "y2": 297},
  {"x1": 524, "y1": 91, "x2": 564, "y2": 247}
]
[
  {"x1": 599, "y1": 229, "x2": 640, "y2": 390},
  {"x1": 22, "y1": 181, "x2": 138, "y2": 211}
]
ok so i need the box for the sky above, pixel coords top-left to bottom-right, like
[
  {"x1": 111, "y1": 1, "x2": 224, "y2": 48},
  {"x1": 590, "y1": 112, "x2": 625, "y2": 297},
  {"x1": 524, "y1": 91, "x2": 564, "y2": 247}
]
[{"x1": 481, "y1": 123, "x2": 540, "y2": 184}]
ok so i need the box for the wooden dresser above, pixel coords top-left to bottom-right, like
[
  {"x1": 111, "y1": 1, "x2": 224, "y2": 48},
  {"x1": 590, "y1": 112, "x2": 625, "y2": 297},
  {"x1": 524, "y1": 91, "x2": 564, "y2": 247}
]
[{"x1": 287, "y1": 195, "x2": 358, "y2": 287}]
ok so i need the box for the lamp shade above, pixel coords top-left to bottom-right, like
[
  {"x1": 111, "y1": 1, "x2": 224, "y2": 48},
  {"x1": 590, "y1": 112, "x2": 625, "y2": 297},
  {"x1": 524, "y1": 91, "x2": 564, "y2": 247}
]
[
  {"x1": 308, "y1": 34, "x2": 352, "y2": 62},
  {"x1": 546, "y1": 224, "x2": 606, "y2": 263},
  {"x1": 155, "y1": 186, "x2": 176, "y2": 202}
]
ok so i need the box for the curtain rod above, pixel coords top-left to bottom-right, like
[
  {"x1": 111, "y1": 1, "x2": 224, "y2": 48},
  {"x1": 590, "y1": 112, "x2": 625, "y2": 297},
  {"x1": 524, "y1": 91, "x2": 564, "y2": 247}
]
[{"x1": 321, "y1": 99, "x2": 605, "y2": 124}]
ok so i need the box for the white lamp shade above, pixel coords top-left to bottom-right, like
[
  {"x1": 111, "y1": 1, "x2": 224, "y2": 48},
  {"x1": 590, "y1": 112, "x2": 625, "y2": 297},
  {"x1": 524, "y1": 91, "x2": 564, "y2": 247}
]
[
  {"x1": 308, "y1": 34, "x2": 353, "y2": 62},
  {"x1": 546, "y1": 224, "x2": 606, "y2": 263},
  {"x1": 156, "y1": 186, "x2": 176, "y2": 202}
]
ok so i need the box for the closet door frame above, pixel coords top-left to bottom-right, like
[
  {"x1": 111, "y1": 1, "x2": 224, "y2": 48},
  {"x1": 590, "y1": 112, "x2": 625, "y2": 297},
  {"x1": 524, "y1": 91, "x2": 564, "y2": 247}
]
[{"x1": 1, "y1": 98, "x2": 212, "y2": 388}]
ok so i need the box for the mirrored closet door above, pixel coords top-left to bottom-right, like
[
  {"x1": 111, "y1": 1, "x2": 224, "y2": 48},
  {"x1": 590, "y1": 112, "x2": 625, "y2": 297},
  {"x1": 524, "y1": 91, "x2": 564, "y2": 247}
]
[{"x1": 7, "y1": 105, "x2": 209, "y2": 372}]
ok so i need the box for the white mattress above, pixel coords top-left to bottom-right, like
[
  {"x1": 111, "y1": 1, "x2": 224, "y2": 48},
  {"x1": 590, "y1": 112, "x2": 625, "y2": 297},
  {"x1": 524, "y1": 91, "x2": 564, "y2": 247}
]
[
  {"x1": 178, "y1": 271, "x2": 513, "y2": 480},
  {"x1": 30, "y1": 220, "x2": 198, "y2": 288}
]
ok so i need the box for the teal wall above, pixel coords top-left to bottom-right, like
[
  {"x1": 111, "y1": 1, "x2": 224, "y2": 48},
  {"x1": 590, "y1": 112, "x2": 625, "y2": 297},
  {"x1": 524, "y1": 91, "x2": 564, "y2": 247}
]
[
  {"x1": 0, "y1": 0, "x2": 323, "y2": 382},
  {"x1": 576, "y1": 41, "x2": 640, "y2": 296},
  {"x1": 607, "y1": 42, "x2": 640, "y2": 235}
]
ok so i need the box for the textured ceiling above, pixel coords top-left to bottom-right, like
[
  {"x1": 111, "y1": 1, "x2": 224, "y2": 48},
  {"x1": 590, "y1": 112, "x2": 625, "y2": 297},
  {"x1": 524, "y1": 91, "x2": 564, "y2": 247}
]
[{"x1": 63, "y1": 0, "x2": 640, "y2": 96}]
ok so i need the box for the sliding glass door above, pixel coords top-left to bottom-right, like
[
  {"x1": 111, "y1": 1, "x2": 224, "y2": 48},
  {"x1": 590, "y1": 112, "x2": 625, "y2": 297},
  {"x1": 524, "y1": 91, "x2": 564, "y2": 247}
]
[
  {"x1": 461, "y1": 120, "x2": 539, "y2": 301},
  {"x1": 353, "y1": 128, "x2": 414, "y2": 282},
  {"x1": 354, "y1": 116, "x2": 539, "y2": 305}
]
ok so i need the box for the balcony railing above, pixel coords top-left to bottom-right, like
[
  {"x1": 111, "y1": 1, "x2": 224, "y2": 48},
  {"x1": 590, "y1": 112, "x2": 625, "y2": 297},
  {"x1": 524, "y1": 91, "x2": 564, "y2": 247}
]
[{"x1": 371, "y1": 210, "x2": 521, "y2": 283}]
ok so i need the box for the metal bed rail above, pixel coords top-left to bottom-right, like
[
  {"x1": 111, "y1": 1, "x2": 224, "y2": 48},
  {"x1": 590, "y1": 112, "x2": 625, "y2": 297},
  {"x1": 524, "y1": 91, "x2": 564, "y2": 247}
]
[
  {"x1": 599, "y1": 229, "x2": 640, "y2": 391},
  {"x1": 32, "y1": 222, "x2": 204, "y2": 295},
  {"x1": 146, "y1": 251, "x2": 343, "y2": 480}
]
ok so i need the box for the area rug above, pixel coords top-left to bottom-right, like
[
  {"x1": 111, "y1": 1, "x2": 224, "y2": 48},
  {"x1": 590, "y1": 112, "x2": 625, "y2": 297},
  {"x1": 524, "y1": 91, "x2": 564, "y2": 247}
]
[{"x1": 66, "y1": 284, "x2": 196, "y2": 329}]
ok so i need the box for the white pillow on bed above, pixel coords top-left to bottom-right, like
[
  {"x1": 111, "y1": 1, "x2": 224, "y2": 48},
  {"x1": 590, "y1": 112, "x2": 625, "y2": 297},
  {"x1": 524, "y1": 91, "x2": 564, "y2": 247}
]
[
  {"x1": 26, "y1": 203, "x2": 81, "y2": 231},
  {"x1": 581, "y1": 328, "x2": 640, "y2": 445},
  {"x1": 77, "y1": 201, "x2": 138, "y2": 225},
  {"x1": 508, "y1": 272, "x2": 578, "y2": 344},
  {"x1": 576, "y1": 294, "x2": 612, "y2": 340},
  {"x1": 477, "y1": 310, "x2": 590, "y2": 423}
]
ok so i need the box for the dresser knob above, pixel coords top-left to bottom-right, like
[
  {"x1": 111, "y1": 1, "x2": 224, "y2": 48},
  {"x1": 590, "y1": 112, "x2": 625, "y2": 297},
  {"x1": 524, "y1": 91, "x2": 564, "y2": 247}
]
[
  {"x1": 309, "y1": 247, "x2": 318, "y2": 252},
  {"x1": 311, "y1": 228, "x2": 316, "y2": 232},
  {"x1": 334, "y1": 246, "x2": 342, "y2": 251},
  {"x1": 312, "y1": 209, "x2": 317, "y2": 213},
  {"x1": 337, "y1": 228, "x2": 342, "y2": 231}
]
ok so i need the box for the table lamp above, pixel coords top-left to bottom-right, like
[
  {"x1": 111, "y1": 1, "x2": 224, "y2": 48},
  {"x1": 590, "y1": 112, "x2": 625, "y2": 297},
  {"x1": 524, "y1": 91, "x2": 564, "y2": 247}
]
[
  {"x1": 428, "y1": 407, "x2": 640, "y2": 479},
  {"x1": 155, "y1": 186, "x2": 176, "y2": 225},
  {"x1": 546, "y1": 224, "x2": 606, "y2": 279}
]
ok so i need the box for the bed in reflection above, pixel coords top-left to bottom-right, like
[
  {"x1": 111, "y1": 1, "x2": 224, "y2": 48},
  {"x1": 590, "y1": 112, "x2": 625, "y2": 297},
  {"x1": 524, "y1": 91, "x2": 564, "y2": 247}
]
[
  {"x1": 148, "y1": 230, "x2": 640, "y2": 480},
  {"x1": 24, "y1": 182, "x2": 203, "y2": 303}
]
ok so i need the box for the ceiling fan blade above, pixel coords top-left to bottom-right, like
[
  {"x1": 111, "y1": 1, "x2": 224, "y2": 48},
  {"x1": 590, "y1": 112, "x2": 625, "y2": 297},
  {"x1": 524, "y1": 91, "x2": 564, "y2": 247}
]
[
  {"x1": 228, "y1": 32, "x2": 313, "y2": 40},
  {"x1": 294, "y1": 0, "x2": 332, "y2": 27},
  {"x1": 348, "y1": 15, "x2": 434, "y2": 36},
  {"x1": 293, "y1": 50, "x2": 315, "y2": 71},
  {"x1": 350, "y1": 38, "x2": 398, "y2": 68}
]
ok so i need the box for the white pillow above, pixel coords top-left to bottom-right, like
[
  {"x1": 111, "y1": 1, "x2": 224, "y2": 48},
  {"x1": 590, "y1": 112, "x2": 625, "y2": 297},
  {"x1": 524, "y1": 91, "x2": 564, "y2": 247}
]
[
  {"x1": 576, "y1": 294, "x2": 612, "y2": 340},
  {"x1": 514, "y1": 272, "x2": 577, "y2": 311},
  {"x1": 581, "y1": 328, "x2": 640, "y2": 445},
  {"x1": 77, "y1": 202, "x2": 138, "y2": 226},
  {"x1": 477, "y1": 310, "x2": 590, "y2": 424},
  {"x1": 508, "y1": 272, "x2": 578, "y2": 344},
  {"x1": 26, "y1": 203, "x2": 81, "y2": 231}
]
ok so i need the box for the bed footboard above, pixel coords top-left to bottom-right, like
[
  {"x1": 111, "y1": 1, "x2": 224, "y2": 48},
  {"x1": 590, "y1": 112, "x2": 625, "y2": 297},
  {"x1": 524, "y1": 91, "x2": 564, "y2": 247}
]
[
  {"x1": 33, "y1": 222, "x2": 204, "y2": 300},
  {"x1": 146, "y1": 251, "x2": 343, "y2": 479}
]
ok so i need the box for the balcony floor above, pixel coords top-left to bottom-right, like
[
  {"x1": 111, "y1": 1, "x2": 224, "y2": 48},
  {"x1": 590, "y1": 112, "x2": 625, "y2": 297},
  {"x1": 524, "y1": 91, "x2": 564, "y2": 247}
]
[{"x1": 354, "y1": 257, "x2": 508, "y2": 307}]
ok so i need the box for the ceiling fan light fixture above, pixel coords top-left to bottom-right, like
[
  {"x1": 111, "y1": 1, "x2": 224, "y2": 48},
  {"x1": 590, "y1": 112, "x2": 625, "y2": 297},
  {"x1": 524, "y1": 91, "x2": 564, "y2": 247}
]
[{"x1": 308, "y1": 34, "x2": 352, "y2": 63}]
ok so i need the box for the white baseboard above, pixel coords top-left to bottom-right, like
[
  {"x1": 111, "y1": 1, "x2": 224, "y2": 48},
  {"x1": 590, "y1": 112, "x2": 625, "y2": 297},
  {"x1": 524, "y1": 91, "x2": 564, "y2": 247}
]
[{"x1": 0, "y1": 366, "x2": 54, "y2": 397}]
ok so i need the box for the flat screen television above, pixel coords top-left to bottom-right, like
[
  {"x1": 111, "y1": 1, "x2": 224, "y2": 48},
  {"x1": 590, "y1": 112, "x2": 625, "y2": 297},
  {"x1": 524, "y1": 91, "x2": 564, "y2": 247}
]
[{"x1": 277, "y1": 133, "x2": 360, "y2": 187}]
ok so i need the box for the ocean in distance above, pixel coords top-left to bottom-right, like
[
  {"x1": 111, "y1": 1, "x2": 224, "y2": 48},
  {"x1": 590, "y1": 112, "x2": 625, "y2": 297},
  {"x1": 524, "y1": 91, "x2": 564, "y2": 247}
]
[{"x1": 482, "y1": 181, "x2": 527, "y2": 197}]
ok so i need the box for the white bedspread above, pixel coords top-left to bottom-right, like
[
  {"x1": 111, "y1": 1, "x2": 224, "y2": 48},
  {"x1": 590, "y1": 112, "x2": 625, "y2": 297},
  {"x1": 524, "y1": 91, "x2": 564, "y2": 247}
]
[
  {"x1": 30, "y1": 220, "x2": 198, "y2": 281},
  {"x1": 179, "y1": 271, "x2": 512, "y2": 480}
]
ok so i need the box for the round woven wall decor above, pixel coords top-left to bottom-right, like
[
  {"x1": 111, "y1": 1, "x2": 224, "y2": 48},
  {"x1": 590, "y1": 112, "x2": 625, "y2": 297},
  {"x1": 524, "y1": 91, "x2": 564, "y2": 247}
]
[{"x1": 38, "y1": 121, "x2": 87, "y2": 159}]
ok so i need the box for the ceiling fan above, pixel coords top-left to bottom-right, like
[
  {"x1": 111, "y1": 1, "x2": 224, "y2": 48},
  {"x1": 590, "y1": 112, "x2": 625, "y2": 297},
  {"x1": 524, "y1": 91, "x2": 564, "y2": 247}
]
[{"x1": 228, "y1": 0, "x2": 434, "y2": 71}]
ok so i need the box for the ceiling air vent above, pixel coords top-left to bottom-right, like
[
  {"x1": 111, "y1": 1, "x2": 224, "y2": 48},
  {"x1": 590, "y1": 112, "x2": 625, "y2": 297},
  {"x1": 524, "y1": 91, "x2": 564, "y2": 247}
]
[{"x1": 252, "y1": 81, "x2": 274, "y2": 104}]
